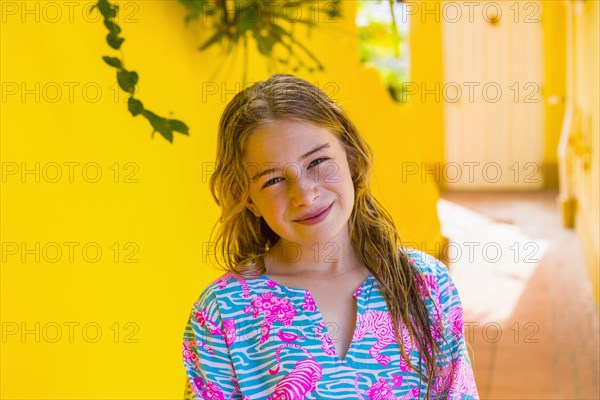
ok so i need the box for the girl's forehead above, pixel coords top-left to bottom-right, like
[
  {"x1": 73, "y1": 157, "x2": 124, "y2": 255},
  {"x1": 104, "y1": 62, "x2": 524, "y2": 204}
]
[
  {"x1": 246, "y1": 120, "x2": 337, "y2": 147},
  {"x1": 243, "y1": 120, "x2": 341, "y2": 159},
  {"x1": 240, "y1": 123, "x2": 349, "y2": 181}
]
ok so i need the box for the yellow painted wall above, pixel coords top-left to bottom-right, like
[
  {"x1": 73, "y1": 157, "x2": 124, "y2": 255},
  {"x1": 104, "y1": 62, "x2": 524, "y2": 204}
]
[
  {"x1": 570, "y1": 0, "x2": 600, "y2": 308},
  {"x1": 542, "y1": 1, "x2": 567, "y2": 189},
  {"x1": 0, "y1": 1, "x2": 445, "y2": 398},
  {"x1": 538, "y1": 2, "x2": 598, "y2": 307}
]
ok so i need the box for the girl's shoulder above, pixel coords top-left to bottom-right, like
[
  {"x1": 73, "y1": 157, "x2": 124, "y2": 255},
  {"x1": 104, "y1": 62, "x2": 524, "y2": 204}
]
[
  {"x1": 191, "y1": 270, "x2": 269, "y2": 311},
  {"x1": 404, "y1": 248, "x2": 448, "y2": 278},
  {"x1": 403, "y1": 248, "x2": 455, "y2": 299}
]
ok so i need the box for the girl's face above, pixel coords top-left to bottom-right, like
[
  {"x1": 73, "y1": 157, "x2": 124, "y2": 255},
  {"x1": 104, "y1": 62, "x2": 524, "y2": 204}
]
[{"x1": 242, "y1": 120, "x2": 355, "y2": 247}]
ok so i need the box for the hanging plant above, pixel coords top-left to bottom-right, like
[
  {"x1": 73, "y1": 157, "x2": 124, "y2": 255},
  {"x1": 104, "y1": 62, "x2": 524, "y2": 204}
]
[
  {"x1": 178, "y1": 0, "x2": 342, "y2": 84},
  {"x1": 94, "y1": 0, "x2": 190, "y2": 143},
  {"x1": 94, "y1": 0, "x2": 342, "y2": 142}
]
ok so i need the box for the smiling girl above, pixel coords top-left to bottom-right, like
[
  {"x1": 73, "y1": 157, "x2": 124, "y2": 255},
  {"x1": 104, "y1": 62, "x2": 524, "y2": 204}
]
[{"x1": 182, "y1": 74, "x2": 479, "y2": 399}]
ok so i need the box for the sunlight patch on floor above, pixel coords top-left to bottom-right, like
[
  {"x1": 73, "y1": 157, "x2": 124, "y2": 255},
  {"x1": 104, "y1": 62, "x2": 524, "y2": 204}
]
[{"x1": 437, "y1": 199, "x2": 549, "y2": 325}]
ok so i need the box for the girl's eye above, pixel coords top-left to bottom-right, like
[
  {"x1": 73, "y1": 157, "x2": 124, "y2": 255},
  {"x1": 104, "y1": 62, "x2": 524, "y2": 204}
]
[
  {"x1": 309, "y1": 157, "x2": 329, "y2": 168},
  {"x1": 263, "y1": 177, "x2": 283, "y2": 188},
  {"x1": 262, "y1": 158, "x2": 329, "y2": 188}
]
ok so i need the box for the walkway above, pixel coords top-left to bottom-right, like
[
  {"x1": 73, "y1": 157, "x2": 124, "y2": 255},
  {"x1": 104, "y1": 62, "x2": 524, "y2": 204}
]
[{"x1": 438, "y1": 191, "x2": 599, "y2": 399}]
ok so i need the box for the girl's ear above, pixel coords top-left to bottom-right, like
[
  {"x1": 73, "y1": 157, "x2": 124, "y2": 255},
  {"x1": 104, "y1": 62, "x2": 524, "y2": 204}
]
[{"x1": 245, "y1": 197, "x2": 262, "y2": 218}]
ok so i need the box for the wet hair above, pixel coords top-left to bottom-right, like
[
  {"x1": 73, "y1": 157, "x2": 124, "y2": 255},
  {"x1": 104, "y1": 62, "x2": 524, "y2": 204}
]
[{"x1": 208, "y1": 74, "x2": 445, "y2": 397}]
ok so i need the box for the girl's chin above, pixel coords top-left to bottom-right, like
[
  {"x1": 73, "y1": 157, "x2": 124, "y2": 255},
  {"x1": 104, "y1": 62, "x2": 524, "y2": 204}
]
[{"x1": 283, "y1": 228, "x2": 347, "y2": 246}]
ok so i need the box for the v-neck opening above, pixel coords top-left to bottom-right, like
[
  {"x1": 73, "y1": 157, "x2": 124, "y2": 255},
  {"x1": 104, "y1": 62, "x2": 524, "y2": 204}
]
[
  {"x1": 258, "y1": 271, "x2": 373, "y2": 294},
  {"x1": 258, "y1": 273, "x2": 374, "y2": 364}
]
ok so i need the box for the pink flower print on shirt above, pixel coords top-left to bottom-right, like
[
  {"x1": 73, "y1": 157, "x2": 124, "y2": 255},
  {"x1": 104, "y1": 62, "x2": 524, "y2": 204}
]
[
  {"x1": 193, "y1": 376, "x2": 243, "y2": 400},
  {"x1": 448, "y1": 304, "x2": 464, "y2": 338},
  {"x1": 391, "y1": 374, "x2": 402, "y2": 388},
  {"x1": 198, "y1": 340, "x2": 215, "y2": 355},
  {"x1": 355, "y1": 375, "x2": 419, "y2": 400},
  {"x1": 277, "y1": 331, "x2": 305, "y2": 343},
  {"x1": 244, "y1": 292, "x2": 297, "y2": 344},
  {"x1": 303, "y1": 291, "x2": 317, "y2": 312},
  {"x1": 268, "y1": 344, "x2": 323, "y2": 400},
  {"x1": 214, "y1": 273, "x2": 251, "y2": 298},
  {"x1": 400, "y1": 387, "x2": 420, "y2": 400},
  {"x1": 195, "y1": 309, "x2": 223, "y2": 336},
  {"x1": 415, "y1": 274, "x2": 439, "y2": 300},
  {"x1": 193, "y1": 376, "x2": 204, "y2": 390},
  {"x1": 183, "y1": 338, "x2": 215, "y2": 369},
  {"x1": 429, "y1": 318, "x2": 444, "y2": 343},
  {"x1": 315, "y1": 322, "x2": 336, "y2": 356},
  {"x1": 365, "y1": 378, "x2": 394, "y2": 399},
  {"x1": 196, "y1": 380, "x2": 225, "y2": 400},
  {"x1": 433, "y1": 356, "x2": 478, "y2": 398},
  {"x1": 266, "y1": 280, "x2": 278, "y2": 288},
  {"x1": 183, "y1": 340, "x2": 200, "y2": 370},
  {"x1": 215, "y1": 275, "x2": 229, "y2": 289},
  {"x1": 434, "y1": 361, "x2": 453, "y2": 396},
  {"x1": 352, "y1": 311, "x2": 416, "y2": 371},
  {"x1": 223, "y1": 319, "x2": 236, "y2": 348},
  {"x1": 353, "y1": 310, "x2": 397, "y2": 367},
  {"x1": 415, "y1": 273, "x2": 445, "y2": 341},
  {"x1": 398, "y1": 323, "x2": 416, "y2": 372},
  {"x1": 449, "y1": 357, "x2": 479, "y2": 397},
  {"x1": 268, "y1": 358, "x2": 322, "y2": 400}
]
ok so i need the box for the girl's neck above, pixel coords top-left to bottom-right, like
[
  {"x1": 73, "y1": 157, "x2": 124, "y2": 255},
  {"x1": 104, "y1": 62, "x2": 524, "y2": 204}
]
[{"x1": 263, "y1": 226, "x2": 366, "y2": 279}]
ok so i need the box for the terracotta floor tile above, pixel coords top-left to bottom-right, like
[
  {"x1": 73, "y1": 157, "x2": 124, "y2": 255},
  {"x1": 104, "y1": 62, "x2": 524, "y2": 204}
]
[{"x1": 439, "y1": 191, "x2": 600, "y2": 400}]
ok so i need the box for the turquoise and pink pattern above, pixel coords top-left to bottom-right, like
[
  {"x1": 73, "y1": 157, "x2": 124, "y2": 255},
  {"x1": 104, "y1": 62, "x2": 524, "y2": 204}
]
[{"x1": 182, "y1": 249, "x2": 479, "y2": 399}]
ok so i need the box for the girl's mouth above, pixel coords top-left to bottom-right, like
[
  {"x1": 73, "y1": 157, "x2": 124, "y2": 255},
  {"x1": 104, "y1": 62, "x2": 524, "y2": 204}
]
[{"x1": 294, "y1": 202, "x2": 333, "y2": 225}]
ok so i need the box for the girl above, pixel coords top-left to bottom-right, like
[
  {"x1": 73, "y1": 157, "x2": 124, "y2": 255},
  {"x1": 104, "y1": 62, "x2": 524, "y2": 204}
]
[{"x1": 182, "y1": 74, "x2": 479, "y2": 399}]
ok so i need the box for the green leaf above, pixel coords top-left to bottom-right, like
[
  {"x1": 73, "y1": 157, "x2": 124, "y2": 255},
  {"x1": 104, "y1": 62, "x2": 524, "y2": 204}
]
[
  {"x1": 256, "y1": 40, "x2": 268, "y2": 55},
  {"x1": 269, "y1": 23, "x2": 287, "y2": 38},
  {"x1": 128, "y1": 98, "x2": 144, "y2": 116},
  {"x1": 199, "y1": 31, "x2": 224, "y2": 51},
  {"x1": 169, "y1": 119, "x2": 189, "y2": 135},
  {"x1": 178, "y1": 0, "x2": 202, "y2": 14},
  {"x1": 97, "y1": 0, "x2": 117, "y2": 19},
  {"x1": 102, "y1": 56, "x2": 122, "y2": 68},
  {"x1": 326, "y1": 0, "x2": 342, "y2": 18},
  {"x1": 107, "y1": 32, "x2": 124, "y2": 50},
  {"x1": 143, "y1": 110, "x2": 173, "y2": 143},
  {"x1": 252, "y1": 29, "x2": 274, "y2": 56},
  {"x1": 95, "y1": 0, "x2": 193, "y2": 143},
  {"x1": 160, "y1": 129, "x2": 174, "y2": 143},
  {"x1": 117, "y1": 69, "x2": 138, "y2": 93},
  {"x1": 104, "y1": 19, "x2": 121, "y2": 34}
]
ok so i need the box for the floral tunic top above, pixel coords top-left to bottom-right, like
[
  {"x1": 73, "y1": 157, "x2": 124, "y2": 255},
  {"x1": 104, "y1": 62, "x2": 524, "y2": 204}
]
[{"x1": 182, "y1": 249, "x2": 479, "y2": 399}]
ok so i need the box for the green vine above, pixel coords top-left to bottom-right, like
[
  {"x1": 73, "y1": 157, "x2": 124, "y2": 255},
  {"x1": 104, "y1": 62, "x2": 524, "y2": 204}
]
[
  {"x1": 179, "y1": 0, "x2": 342, "y2": 83},
  {"x1": 94, "y1": 0, "x2": 343, "y2": 141},
  {"x1": 94, "y1": 0, "x2": 189, "y2": 143}
]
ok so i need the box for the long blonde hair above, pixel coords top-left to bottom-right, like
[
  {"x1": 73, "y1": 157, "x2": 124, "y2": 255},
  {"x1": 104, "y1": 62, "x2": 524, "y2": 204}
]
[{"x1": 208, "y1": 74, "x2": 443, "y2": 397}]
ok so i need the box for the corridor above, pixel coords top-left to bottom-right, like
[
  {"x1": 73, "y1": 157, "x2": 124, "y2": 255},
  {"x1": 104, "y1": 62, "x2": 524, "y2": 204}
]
[{"x1": 439, "y1": 191, "x2": 600, "y2": 399}]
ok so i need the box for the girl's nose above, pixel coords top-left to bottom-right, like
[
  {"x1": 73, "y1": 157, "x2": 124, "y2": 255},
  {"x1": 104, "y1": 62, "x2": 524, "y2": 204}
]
[{"x1": 288, "y1": 173, "x2": 319, "y2": 207}]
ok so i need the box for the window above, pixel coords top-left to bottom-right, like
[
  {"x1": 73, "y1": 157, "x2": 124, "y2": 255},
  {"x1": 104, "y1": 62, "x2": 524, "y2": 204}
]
[{"x1": 356, "y1": 0, "x2": 410, "y2": 102}]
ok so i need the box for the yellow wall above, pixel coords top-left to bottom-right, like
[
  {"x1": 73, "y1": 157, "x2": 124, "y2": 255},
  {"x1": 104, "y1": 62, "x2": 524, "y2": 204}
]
[
  {"x1": 570, "y1": 0, "x2": 600, "y2": 308},
  {"x1": 542, "y1": 1, "x2": 567, "y2": 189},
  {"x1": 0, "y1": 1, "x2": 445, "y2": 398}
]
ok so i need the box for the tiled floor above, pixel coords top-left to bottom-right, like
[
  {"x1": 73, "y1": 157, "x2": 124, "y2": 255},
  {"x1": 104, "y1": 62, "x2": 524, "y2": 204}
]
[{"x1": 438, "y1": 191, "x2": 600, "y2": 400}]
